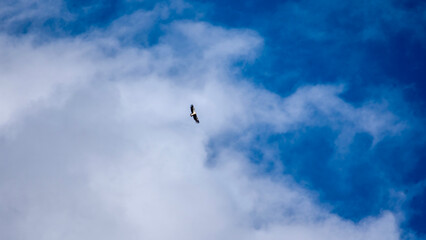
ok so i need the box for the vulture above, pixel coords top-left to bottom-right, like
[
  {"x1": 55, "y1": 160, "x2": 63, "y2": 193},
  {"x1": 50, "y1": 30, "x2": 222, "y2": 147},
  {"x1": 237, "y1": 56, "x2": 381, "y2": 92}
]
[{"x1": 190, "y1": 104, "x2": 200, "y2": 123}]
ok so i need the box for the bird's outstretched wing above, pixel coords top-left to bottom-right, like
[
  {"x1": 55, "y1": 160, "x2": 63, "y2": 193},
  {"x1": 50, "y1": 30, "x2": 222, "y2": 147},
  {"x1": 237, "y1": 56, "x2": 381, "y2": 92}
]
[
  {"x1": 193, "y1": 114, "x2": 200, "y2": 123},
  {"x1": 190, "y1": 104, "x2": 195, "y2": 114}
]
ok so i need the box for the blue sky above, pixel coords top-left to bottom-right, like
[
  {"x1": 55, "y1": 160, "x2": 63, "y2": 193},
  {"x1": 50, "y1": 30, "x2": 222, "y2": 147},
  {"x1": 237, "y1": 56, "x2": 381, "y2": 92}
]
[
  {"x1": 0, "y1": 0, "x2": 425, "y2": 239},
  {"x1": 198, "y1": 0, "x2": 426, "y2": 234}
]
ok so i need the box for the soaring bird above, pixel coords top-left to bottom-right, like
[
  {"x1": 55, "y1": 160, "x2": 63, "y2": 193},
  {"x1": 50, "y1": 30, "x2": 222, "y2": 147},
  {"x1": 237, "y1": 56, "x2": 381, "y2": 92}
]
[{"x1": 190, "y1": 104, "x2": 200, "y2": 123}]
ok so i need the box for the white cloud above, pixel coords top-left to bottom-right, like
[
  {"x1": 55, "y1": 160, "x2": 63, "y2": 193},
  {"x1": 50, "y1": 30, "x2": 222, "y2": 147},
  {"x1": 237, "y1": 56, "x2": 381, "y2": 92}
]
[
  {"x1": 0, "y1": 5, "x2": 405, "y2": 240},
  {"x1": 0, "y1": 34, "x2": 99, "y2": 128}
]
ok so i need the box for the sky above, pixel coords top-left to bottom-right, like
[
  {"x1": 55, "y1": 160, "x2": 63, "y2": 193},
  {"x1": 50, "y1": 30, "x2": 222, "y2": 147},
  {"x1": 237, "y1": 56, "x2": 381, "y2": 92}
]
[{"x1": 0, "y1": 0, "x2": 425, "y2": 239}]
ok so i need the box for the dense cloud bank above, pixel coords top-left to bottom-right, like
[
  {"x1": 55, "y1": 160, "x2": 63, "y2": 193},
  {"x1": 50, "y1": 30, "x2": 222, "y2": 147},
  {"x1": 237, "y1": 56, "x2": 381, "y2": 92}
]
[{"x1": 0, "y1": 1, "x2": 423, "y2": 239}]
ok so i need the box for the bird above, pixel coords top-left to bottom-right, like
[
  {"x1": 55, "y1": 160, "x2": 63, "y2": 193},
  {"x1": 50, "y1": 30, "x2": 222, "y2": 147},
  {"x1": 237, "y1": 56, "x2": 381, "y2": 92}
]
[{"x1": 190, "y1": 104, "x2": 200, "y2": 123}]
